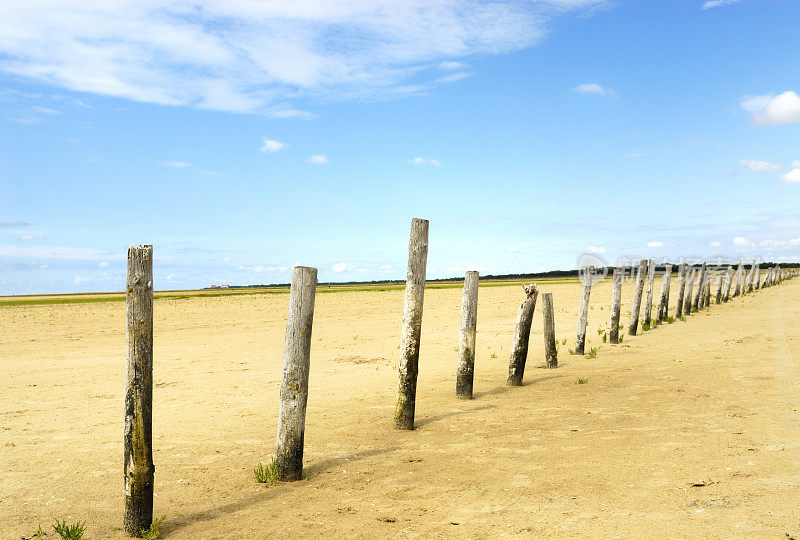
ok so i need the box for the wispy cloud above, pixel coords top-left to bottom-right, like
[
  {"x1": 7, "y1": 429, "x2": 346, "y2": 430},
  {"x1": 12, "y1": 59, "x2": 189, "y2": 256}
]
[
  {"x1": 19, "y1": 234, "x2": 45, "y2": 241},
  {"x1": 780, "y1": 169, "x2": 800, "y2": 183},
  {"x1": 740, "y1": 91, "x2": 800, "y2": 126},
  {"x1": 701, "y1": 0, "x2": 741, "y2": 9},
  {"x1": 646, "y1": 241, "x2": 664, "y2": 248},
  {"x1": 408, "y1": 157, "x2": 441, "y2": 166},
  {"x1": 572, "y1": 83, "x2": 617, "y2": 97},
  {"x1": 308, "y1": 154, "x2": 328, "y2": 164},
  {"x1": 31, "y1": 105, "x2": 60, "y2": 115},
  {"x1": 586, "y1": 246, "x2": 605, "y2": 254},
  {"x1": 439, "y1": 61, "x2": 468, "y2": 70},
  {"x1": 165, "y1": 161, "x2": 192, "y2": 168},
  {"x1": 260, "y1": 139, "x2": 287, "y2": 153},
  {"x1": 0, "y1": 1, "x2": 608, "y2": 114},
  {"x1": 0, "y1": 220, "x2": 30, "y2": 227},
  {"x1": 738, "y1": 159, "x2": 782, "y2": 172},
  {"x1": 0, "y1": 244, "x2": 116, "y2": 260}
]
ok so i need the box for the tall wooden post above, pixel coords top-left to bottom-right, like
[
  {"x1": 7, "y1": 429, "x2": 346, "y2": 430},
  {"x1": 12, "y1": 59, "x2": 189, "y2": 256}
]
[
  {"x1": 723, "y1": 266, "x2": 734, "y2": 301},
  {"x1": 575, "y1": 267, "x2": 593, "y2": 355},
  {"x1": 124, "y1": 245, "x2": 154, "y2": 536},
  {"x1": 395, "y1": 218, "x2": 429, "y2": 430},
  {"x1": 693, "y1": 262, "x2": 706, "y2": 311},
  {"x1": 704, "y1": 274, "x2": 712, "y2": 307},
  {"x1": 609, "y1": 268, "x2": 623, "y2": 344},
  {"x1": 657, "y1": 263, "x2": 672, "y2": 323},
  {"x1": 733, "y1": 259, "x2": 744, "y2": 297},
  {"x1": 643, "y1": 259, "x2": 656, "y2": 328},
  {"x1": 542, "y1": 292, "x2": 557, "y2": 368},
  {"x1": 628, "y1": 259, "x2": 648, "y2": 336},
  {"x1": 507, "y1": 284, "x2": 538, "y2": 386},
  {"x1": 456, "y1": 271, "x2": 479, "y2": 399},
  {"x1": 275, "y1": 265, "x2": 317, "y2": 481},
  {"x1": 675, "y1": 263, "x2": 687, "y2": 318},
  {"x1": 754, "y1": 263, "x2": 761, "y2": 290},
  {"x1": 683, "y1": 268, "x2": 695, "y2": 316},
  {"x1": 715, "y1": 271, "x2": 723, "y2": 303},
  {"x1": 745, "y1": 260, "x2": 755, "y2": 293}
]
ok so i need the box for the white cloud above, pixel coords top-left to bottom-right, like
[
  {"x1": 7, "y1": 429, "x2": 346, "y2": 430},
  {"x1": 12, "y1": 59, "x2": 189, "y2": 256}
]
[
  {"x1": 308, "y1": 154, "x2": 328, "y2": 164},
  {"x1": 572, "y1": 83, "x2": 616, "y2": 97},
  {"x1": 408, "y1": 157, "x2": 441, "y2": 166},
  {"x1": 246, "y1": 265, "x2": 288, "y2": 273},
  {"x1": 260, "y1": 139, "x2": 287, "y2": 153},
  {"x1": 435, "y1": 72, "x2": 471, "y2": 84},
  {"x1": 0, "y1": 244, "x2": 113, "y2": 260},
  {"x1": 74, "y1": 275, "x2": 90, "y2": 285},
  {"x1": 165, "y1": 161, "x2": 192, "y2": 168},
  {"x1": 378, "y1": 264, "x2": 392, "y2": 271},
  {"x1": 332, "y1": 262, "x2": 348, "y2": 272},
  {"x1": 792, "y1": 160, "x2": 800, "y2": 168},
  {"x1": 0, "y1": 1, "x2": 608, "y2": 114},
  {"x1": 586, "y1": 246, "x2": 605, "y2": 254},
  {"x1": 702, "y1": 0, "x2": 741, "y2": 9},
  {"x1": 98, "y1": 261, "x2": 108, "y2": 268},
  {"x1": 741, "y1": 91, "x2": 800, "y2": 126},
  {"x1": 32, "y1": 105, "x2": 60, "y2": 114},
  {"x1": 19, "y1": 234, "x2": 44, "y2": 241},
  {"x1": 439, "y1": 61, "x2": 467, "y2": 70},
  {"x1": 780, "y1": 169, "x2": 800, "y2": 183},
  {"x1": 709, "y1": 241, "x2": 721, "y2": 247},
  {"x1": 646, "y1": 241, "x2": 664, "y2": 248},
  {"x1": 738, "y1": 159, "x2": 782, "y2": 172},
  {"x1": 732, "y1": 237, "x2": 751, "y2": 247}
]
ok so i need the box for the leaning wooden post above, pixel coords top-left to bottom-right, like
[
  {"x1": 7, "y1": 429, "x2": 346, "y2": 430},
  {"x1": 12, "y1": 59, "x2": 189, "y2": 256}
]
[
  {"x1": 745, "y1": 260, "x2": 755, "y2": 293},
  {"x1": 394, "y1": 218, "x2": 429, "y2": 430},
  {"x1": 542, "y1": 292, "x2": 557, "y2": 368},
  {"x1": 683, "y1": 268, "x2": 695, "y2": 316},
  {"x1": 733, "y1": 259, "x2": 744, "y2": 297},
  {"x1": 575, "y1": 267, "x2": 593, "y2": 355},
  {"x1": 507, "y1": 284, "x2": 538, "y2": 386},
  {"x1": 609, "y1": 268, "x2": 623, "y2": 344},
  {"x1": 675, "y1": 263, "x2": 687, "y2": 318},
  {"x1": 628, "y1": 259, "x2": 648, "y2": 336},
  {"x1": 657, "y1": 263, "x2": 672, "y2": 323},
  {"x1": 643, "y1": 259, "x2": 656, "y2": 328},
  {"x1": 456, "y1": 271, "x2": 479, "y2": 399},
  {"x1": 124, "y1": 245, "x2": 154, "y2": 536},
  {"x1": 693, "y1": 262, "x2": 706, "y2": 311},
  {"x1": 275, "y1": 265, "x2": 317, "y2": 481},
  {"x1": 723, "y1": 266, "x2": 734, "y2": 301}
]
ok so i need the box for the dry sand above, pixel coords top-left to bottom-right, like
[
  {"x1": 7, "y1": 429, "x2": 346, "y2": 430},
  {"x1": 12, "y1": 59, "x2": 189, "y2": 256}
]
[{"x1": 3, "y1": 276, "x2": 800, "y2": 538}]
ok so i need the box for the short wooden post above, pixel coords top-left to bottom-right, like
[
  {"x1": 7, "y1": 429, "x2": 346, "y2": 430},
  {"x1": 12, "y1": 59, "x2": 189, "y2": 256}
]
[
  {"x1": 609, "y1": 268, "x2": 623, "y2": 344},
  {"x1": 507, "y1": 284, "x2": 538, "y2": 386},
  {"x1": 575, "y1": 267, "x2": 593, "y2": 355},
  {"x1": 733, "y1": 259, "x2": 744, "y2": 297},
  {"x1": 628, "y1": 259, "x2": 648, "y2": 336},
  {"x1": 693, "y1": 262, "x2": 706, "y2": 311},
  {"x1": 542, "y1": 292, "x2": 557, "y2": 368},
  {"x1": 715, "y1": 271, "x2": 723, "y2": 303},
  {"x1": 675, "y1": 263, "x2": 687, "y2": 318},
  {"x1": 754, "y1": 263, "x2": 761, "y2": 290},
  {"x1": 395, "y1": 218, "x2": 429, "y2": 430},
  {"x1": 723, "y1": 266, "x2": 734, "y2": 301},
  {"x1": 456, "y1": 271, "x2": 479, "y2": 399},
  {"x1": 124, "y1": 245, "x2": 154, "y2": 536},
  {"x1": 275, "y1": 265, "x2": 317, "y2": 481},
  {"x1": 683, "y1": 267, "x2": 695, "y2": 316},
  {"x1": 643, "y1": 259, "x2": 656, "y2": 328},
  {"x1": 657, "y1": 263, "x2": 672, "y2": 322},
  {"x1": 704, "y1": 274, "x2": 711, "y2": 307}
]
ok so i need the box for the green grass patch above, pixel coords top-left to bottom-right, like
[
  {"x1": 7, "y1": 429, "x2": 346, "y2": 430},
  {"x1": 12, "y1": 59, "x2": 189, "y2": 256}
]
[
  {"x1": 52, "y1": 519, "x2": 85, "y2": 540},
  {"x1": 141, "y1": 515, "x2": 166, "y2": 540},
  {"x1": 254, "y1": 459, "x2": 279, "y2": 483}
]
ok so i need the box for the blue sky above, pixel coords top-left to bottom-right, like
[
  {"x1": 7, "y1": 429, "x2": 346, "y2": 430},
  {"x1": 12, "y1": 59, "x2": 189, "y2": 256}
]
[{"x1": 2, "y1": 0, "x2": 800, "y2": 294}]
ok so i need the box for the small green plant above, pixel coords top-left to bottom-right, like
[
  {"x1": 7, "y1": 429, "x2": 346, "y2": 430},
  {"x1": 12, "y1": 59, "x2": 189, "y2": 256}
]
[
  {"x1": 561, "y1": 338, "x2": 567, "y2": 345},
  {"x1": 52, "y1": 519, "x2": 85, "y2": 540},
  {"x1": 352, "y1": 335, "x2": 358, "y2": 340},
  {"x1": 586, "y1": 348, "x2": 597, "y2": 359},
  {"x1": 597, "y1": 328, "x2": 603, "y2": 335},
  {"x1": 602, "y1": 332, "x2": 607, "y2": 343},
  {"x1": 576, "y1": 378, "x2": 588, "y2": 384},
  {"x1": 141, "y1": 515, "x2": 166, "y2": 540},
  {"x1": 254, "y1": 458, "x2": 279, "y2": 483},
  {"x1": 490, "y1": 352, "x2": 497, "y2": 358},
  {"x1": 642, "y1": 322, "x2": 650, "y2": 331},
  {"x1": 666, "y1": 316, "x2": 675, "y2": 323},
  {"x1": 618, "y1": 334, "x2": 624, "y2": 343},
  {"x1": 568, "y1": 348, "x2": 575, "y2": 355},
  {"x1": 32, "y1": 524, "x2": 46, "y2": 537}
]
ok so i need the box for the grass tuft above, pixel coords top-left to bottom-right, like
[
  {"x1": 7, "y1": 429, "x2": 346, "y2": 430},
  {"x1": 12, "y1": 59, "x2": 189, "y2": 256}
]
[
  {"x1": 141, "y1": 515, "x2": 166, "y2": 540},
  {"x1": 586, "y1": 347, "x2": 597, "y2": 359},
  {"x1": 576, "y1": 378, "x2": 588, "y2": 385},
  {"x1": 52, "y1": 520, "x2": 85, "y2": 540},
  {"x1": 254, "y1": 458, "x2": 279, "y2": 483}
]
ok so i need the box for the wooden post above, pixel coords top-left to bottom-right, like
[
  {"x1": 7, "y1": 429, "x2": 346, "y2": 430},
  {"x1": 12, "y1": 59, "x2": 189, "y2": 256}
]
[
  {"x1": 643, "y1": 259, "x2": 656, "y2": 328},
  {"x1": 693, "y1": 262, "x2": 706, "y2": 311},
  {"x1": 683, "y1": 267, "x2": 695, "y2": 316},
  {"x1": 723, "y1": 266, "x2": 734, "y2": 301},
  {"x1": 715, "y1": 271, "x2": 723, "y2": 303},
  {"x1": 675, "y1": 263, "x2": 687, "y2": 318},
  {"x1": 456, "y1": 271, "x2": 479, "y2": 399},
  {"x1": 609, "y1": 268, "x2": 623, "y2": 344},
  {"x1": 275, "y1": 265, "x2": 317, "y2": 481},
  {"x1": 628, "y1": 259, "x2": 648, "y2": 336},
  {"x1": 575, "y1": 267, "x2": 593, "y2": 355},
  {"x1": 745, "y1": 260, "x2": 755, "y2": 293},
  {"x1": 507, "y1": 284, "x2": 539, "y2": 386},
  {"x1": 733, "y1": 259, "x2": 744, "y2": 297},
  {"x1": 704, "y1": 274, "x2": 712, "y2": 307},
  {"x1": 754, "y1": 263, "x2": 761, "y2": 290},
  {"x1": 395, "y1": 218, "x2": 429, "y2": 430},
  {"x1": 542, "y1": 292, "x2": 557, "y2": 368},
  {"x1": 657, "y1": 263, "x2": 672, "y2": 323},
  {"x1": 124, "y1": 245, "x2": 154, "y2": 536}
]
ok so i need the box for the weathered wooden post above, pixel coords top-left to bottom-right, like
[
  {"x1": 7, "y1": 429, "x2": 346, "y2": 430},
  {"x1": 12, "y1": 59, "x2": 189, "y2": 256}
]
[
  {"x1": 643, "y1": 259, "x2": 656, "y2": 328},
  {"x1": 693, "y1": 262, "x2": 706, "y2": 311},
  {"x1": 609, "y1": 268, "x2": 623, "y2": 344},
  {"x1": 723, "y1": 266, "x2": 734, "y2": 301},
  {"x1": 754, "y1": 263, "x2": 761, "y2": 290},
  {"x1": 275, "y1": 265, "x2": 317, "y2": 481},
  {"x1": 124, "y1": 245, "x2": 154, "y2": 536},
  {"x1": 675, "y1": 263, "x2": 687, "y2": 318},
  {"x1": 628, "y1": 259, "x2": 648, "y2": 336},
  {"x1": 733, "y1": 259, "x2": 744, "y2": 297},
  {"x1": 704, "y1": 274, "x2": 712, "y2": 307},
  {"x1": 657, "y1": 263, "x2": 672, "y2": 323},
  {"x1": 683, "y1": 267, "x2": 695, "y2": 316},
  {"x1": 542, "y1": 292, "x2": 557, "y2": 368},
  {"x1": 575, "y1": 266, "x2": 593, "y2": 355},
  {"x1": 745, "y1": 260, "x2": 756, "y2": 293},
  {"x1": 456, "y1": 271, "x2": 479, "y2": 399},
  {"x1": 715, "y1": 271, "x2": 724, "y2": 303},
  {"x1": 507, "y1": 284, "x2": 539, "y2": 386},
  {"x1": 395, "y1": 218, "x2": 429, "y2": 430}
]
